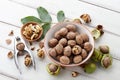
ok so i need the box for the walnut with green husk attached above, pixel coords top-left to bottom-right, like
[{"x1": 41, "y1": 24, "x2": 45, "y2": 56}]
[
  {"x1": 46, "y1": 63, "x2": 61, "y2": 75},
  {"x1": 101, "y1": 54, "x2": 112, "y2": 69}
]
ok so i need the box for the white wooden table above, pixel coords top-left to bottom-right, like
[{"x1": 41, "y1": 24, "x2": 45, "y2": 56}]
[{"x1": 0, "y1": 0, "x2": 120, "y2": 80}]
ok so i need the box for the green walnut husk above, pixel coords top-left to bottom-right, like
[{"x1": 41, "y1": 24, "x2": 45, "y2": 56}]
[
  {"x1": 101, "y1": 54, "x2": 112, "y2": 69},
  {"x1": 84, "y1": 62, "x2": 97, "y2": 74},
  {"x1": 91, "y1": 29, "x2": 101, "y2": 40},
  {"x1": 91, "y1": 48, "x2": 103, "y2": 62},
  {"x1": 46, "y1": 63, "x2": 61, "y2": 75}
]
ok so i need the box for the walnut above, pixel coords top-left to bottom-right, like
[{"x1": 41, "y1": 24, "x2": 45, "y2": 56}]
[
  {"x1": 24, "y1": 55, "x2": 32, "y2": 67},
  {"x1": 73, "y1": 19, "x2": 82, "y2": 24},
  {"x1": 55, "y1": 44, "x2": 63, "y2": 54},
  {"x1": 54, "y1": 31, "x2": 61, "y2": 40},
  {"x1": 49, "y1": 38, "x2": 58, "y2": 47},
  {"x1": 59, "y1": 28, "x2": 68, "y2": 36},
  {"x1": 16, "y1": 42, "x2": 25, "y2": 51},
  {"x1": 59, "y1": 38, "x2": 67, "y2": 47},
  {"x1": 72, "y1": 45, "x2": 82, "y2": 55},
  {"x1": 8, "y1": 30, "x2": 14, "y2": 36},
  {"x1": 49, "y1": 48, "x2": 57, "y2": 58},
  {"x1": 73, "y1": 55, "x2": 82, "y2": 64},
  {"x1": 64, "y1": 46, "x2": 71, "y2": 56},
  {"x1": 72, "y1": 71, "x2": 79, "y2": 77},
  {"x1": 84, "y1": 42, "x2": 92, "y2": 52},
  {"x1": 37, "y1": 49, "x2": 45, "y2": 58},
  {"x1": 80, "y1": 33, "x2": 89, "y2": 42},
  {"x1": 7, "y1": 51, "x2": 13, "y2": 59},
  {"x1": 60, "y1": 56, "x2": 70, "y2": 65},
  {"x1": 39, "y1": 41, "x2": 44, "y2": 48},
  {"x1": 68, "y1": 40, "x2": 76, "y2": 47},
  {"x1": 75, "y1": 35, "x2": 83, "y2": 45},
  {"x1": 81, "y1": 49, "x2": 87, "y2": 59},
  {"x1": 66, "y1": 32, "x2": 76, "y2": 40},
  {"x1": 6, "y1": 39, "x2": 12, "y2": 45},
  {"x1": 80, "y1": 14, "x2": 91, "y2": 23},
  {"x1": 66, "y1": 24, "x2": 76, "y2": 32},
  {"x1": 31, "y1": 46, "x2": 35, "y2": 51}
]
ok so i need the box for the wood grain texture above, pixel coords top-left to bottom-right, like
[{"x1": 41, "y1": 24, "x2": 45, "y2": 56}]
[
  {"x1": 10, "y1": 0, "x2": 120, "y2": 36},
  {"x1": 0, "y1": 0, "x2": 120, "y2": 80}
]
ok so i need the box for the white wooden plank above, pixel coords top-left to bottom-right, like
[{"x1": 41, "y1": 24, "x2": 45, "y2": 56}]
[
  {"x1": 0, "y1": 20, "x2": 120, "y2": 80},
  {"x1": 10, "y1": 0, "x2": 120, "y2": 36},
  {"x1": 0, "y1": 0, "x2": 120, "y2": 79},
  {"x1": 80, "y1": 0, "x2": 120, "y2": 13}
]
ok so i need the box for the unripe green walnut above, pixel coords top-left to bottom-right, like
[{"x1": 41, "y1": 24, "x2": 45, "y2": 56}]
[
  {"x1": 46, "y1": 63, "x2": 61, "y2": 75},
  {"x1": 101, "y1": 54, "x2": 112, "y2": 69},
  {"x1": 84, "y1": 63, "x2": 96, "y2": 74}
]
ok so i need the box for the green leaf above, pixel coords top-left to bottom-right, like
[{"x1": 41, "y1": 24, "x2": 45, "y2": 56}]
[
  {"x1": 21, "y1": 16, "x2": 42, "y2": 24},
  {"x1": 57, "y1": 10, "x2": 65, "y2": 22},
  {"x1": 37, "y1": 7, "x2": 52, "y2": 23},
  {"x1": 40, "y1": 23, "x2": 51, "y2": 40}
]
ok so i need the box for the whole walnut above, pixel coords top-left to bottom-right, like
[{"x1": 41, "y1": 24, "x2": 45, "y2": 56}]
[
  {"x1": 59, "y1": 38, "x2": 67, "y2": 47},
  {"x1": 16, "y1": 42, "x2": 25, "y2": 51},
  {"x1": 81, "y1": 49, "x2": 87, "y2": 59},
  {"x1": 54, "y1": 31, "x2": 61, "y2": 40},
  {"x1": 66, "y1": 32, "x2": 76, "y2": 40},
  {"x1": 55, "y1": 44, "x2": 63, "y2": 54},
  {"x1": 64, "y1": 46, "x2": 71, "y2": 56},
  {"x1": 49, "y1": 48, "x2": 57, "y2": 58},
  {"x1": 76, "y1": 35, "x2": 83, "y2": 45},
  {"x1": 59, "y1": 28, "x2": 68, "y2": 36},
  {"x1": 84, "y1": 42, "x2": 92, "y2": 52},
  {"x1": 49, "y1": 38, "x2": 58, "y2": 47},
  {"x1": 60, "y1": 56, "x2": 70, "y2": 65},
  {"x1": 73, "y1": 55, "x2": 82, "y2": 64},
  {"x1": 68, "y1": 40, "x2": 76, "y2": 47},
  {"x1": 72, "y1": 45, "x2": 82, "y2": 55},
  {"x1": 80, "y1": 33, "x2": 89, "y2": 42},
  {"x1": 66, "y1": 25, "x2": 76, "y2": 32},
  {"x1": 73, "y1": 19, "x2": 82, "y2": 24}
]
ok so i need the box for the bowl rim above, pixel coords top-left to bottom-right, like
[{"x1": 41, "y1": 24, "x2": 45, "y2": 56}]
[
  {"x1": 44, "y1": 22, "x2": 94, "y2": 67},
  {"x1": 21, "y1": 22, "x2": 43, "y2": 42}
]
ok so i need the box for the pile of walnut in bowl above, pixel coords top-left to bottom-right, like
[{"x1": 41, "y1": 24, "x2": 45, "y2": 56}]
[{"x1": 48, "y1": 24, "x2": 93, "y2": 65}]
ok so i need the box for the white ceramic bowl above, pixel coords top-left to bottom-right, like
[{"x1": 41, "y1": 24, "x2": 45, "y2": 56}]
[{"x1": 44, "y1": 22, "x2": 94, "y2": 67}]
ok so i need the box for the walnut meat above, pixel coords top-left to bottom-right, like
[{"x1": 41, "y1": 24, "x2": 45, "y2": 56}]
[
  {"x1": 66, "y1": 32, "x2": 76, "y2": 40},
  {"x1": 66, "y1": 24, "x2": 76, "y2": 32},
  {"x1": 37, "y1": 49, "x2": 45, "y2": 58},
  {"x1": 59, "y1": 38, "x2": 67, "y2": 47},
  {"x1": 16, "y1": 42, "x2": 25, "y2": 51},
  {"x1": 60, "y1": 56, "x2": 70, "y2": 65},
  {"x1": 73, "y1": 19, "x2": 82, "y2": 24},
  {"x1": 73, "y1": 55, "x2": 82, "y2": 64},
  {"x1": 80, "y1": 14, "x2": 91, "y2": 23},
  {"x1": 59, "y1": 28, "x2": 68, "y2": 36},
  {"x1": 49, "y1": 38, "x2": 58, "y2": 47},
  {"x1": 72, "y1": 45, "x2": 82, "y2": 55},
  {"x1": 84, "y1": 42, "x2": 92, "y2": 52},
  {"x1": 64, "y1": 46, "x2": 71, "y2": 56},
  {"x1": 24, "y1": 56, "x2": 32, "y2": 67},
  {"x1": 68, "y1": 40, "x2": 76, "y2": 47},
  {"x1": 76, "y1": 35, "x2": 83, "y2": 45},
  {"x1": 55, "y1": 44, "x2": 63, "y2": 54}
]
